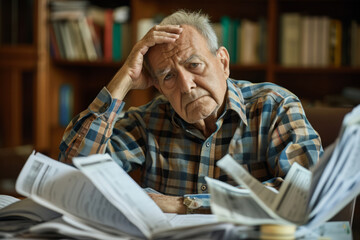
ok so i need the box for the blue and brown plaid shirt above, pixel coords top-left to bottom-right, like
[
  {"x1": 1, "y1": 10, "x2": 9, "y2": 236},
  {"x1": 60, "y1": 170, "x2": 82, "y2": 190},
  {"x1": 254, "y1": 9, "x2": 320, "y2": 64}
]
[{"x1": 59, "y1": 79, "x2": 322, "y2": 196}]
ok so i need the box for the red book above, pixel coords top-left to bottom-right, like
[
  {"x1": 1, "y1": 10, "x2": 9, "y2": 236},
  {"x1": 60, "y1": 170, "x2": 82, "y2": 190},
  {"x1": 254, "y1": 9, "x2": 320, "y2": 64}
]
[
  {"x1": 49, "y1": 22, "x2": 61, "y2": 59},
  {"x1": 104, "y1": 9, "x2": 113, "y2": 61}
]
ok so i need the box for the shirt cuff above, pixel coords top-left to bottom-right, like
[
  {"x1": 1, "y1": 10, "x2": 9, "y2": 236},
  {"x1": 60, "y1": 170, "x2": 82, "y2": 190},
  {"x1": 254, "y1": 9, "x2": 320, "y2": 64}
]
[{"x1": 88, "y1": 87, "x2": 125, "y2": 120}]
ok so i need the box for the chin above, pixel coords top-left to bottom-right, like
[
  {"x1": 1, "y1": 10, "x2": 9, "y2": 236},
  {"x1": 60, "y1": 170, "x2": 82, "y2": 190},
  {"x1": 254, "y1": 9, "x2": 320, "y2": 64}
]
[{"x1": 186, "y1": 111, "x2": 213, "y2": 124}]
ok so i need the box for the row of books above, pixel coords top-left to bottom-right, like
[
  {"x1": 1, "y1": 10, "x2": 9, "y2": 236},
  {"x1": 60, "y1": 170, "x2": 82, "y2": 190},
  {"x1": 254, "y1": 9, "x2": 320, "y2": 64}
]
[
  {"x1": 134, "y1": 16, "x2": 268, "y2": 65},
  {"x1": 216, "y1": 16, "x2": 267, "y2": 65},
  {"x1": 49, "y1": 0, "x2": 132, "y2": 62},
  {"x1": 280, "y1": 13, "x2": 360, "y2": 67}
]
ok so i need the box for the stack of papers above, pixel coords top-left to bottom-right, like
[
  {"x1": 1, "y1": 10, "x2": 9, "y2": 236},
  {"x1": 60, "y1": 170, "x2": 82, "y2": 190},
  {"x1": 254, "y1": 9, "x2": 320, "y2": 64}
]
[{"x1": 206, "y1": 105, "x2": 360, "y2": 236}]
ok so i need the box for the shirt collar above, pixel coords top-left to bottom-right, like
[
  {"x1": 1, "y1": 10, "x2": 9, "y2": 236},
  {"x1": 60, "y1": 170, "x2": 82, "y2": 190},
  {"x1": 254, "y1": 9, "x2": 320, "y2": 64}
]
[
  {"x1": 170, "y1": 78, "x2": 248, "y2": 128},
  {"x1": 225, "y1": 78, "x2": 248, "y2": 126}
]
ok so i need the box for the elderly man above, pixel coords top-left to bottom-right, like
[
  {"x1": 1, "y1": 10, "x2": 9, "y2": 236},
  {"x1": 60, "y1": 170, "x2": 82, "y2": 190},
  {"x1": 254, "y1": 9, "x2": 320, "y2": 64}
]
[{"x1": 59, "y1": 10, "x2": 322, "y2": 213}]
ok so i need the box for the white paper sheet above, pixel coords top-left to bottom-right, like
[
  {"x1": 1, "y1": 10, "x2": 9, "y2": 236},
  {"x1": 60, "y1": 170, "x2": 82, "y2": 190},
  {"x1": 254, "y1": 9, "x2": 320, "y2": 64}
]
[{"x1": 72, "y1": 154, "x2": 171, "y2": 238}]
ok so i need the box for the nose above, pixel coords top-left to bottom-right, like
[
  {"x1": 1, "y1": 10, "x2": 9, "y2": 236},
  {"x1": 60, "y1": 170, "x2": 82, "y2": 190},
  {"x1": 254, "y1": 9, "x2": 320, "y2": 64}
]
[{"x1": 177, "y1": 68, "x2": 196, "y2": 94}]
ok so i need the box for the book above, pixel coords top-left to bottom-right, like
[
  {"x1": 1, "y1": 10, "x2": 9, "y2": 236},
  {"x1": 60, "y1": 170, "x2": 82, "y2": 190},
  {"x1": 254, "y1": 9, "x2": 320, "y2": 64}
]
[
  {"x1": 137, "y1": 18, "x2": 156, "y2": 41},
  {"x1": 231, "y1": 19, "x2": 240, "y2": 64},
  {"x1": 58, "y1": 20, "x2": 76, "y2": 60},
  {"x1": 206, "y1": 104, "x2": 360, "y2": 234},
  {"x1": 68, "y1": 20, "x2": 87, "y2": 60},
  {"x1": 48, "y1": 22, "x2": 61, "y2": 59},
  {"x1": 329, "y1": 19, "x2": 342, "y2": 67},
  {"x1": 121, "y1": 22, "x2": 132, "y2": 60},
  {"x1": 318, "y1": 16, "x2": 330, "y2": 67},
  {"x1": 220, "y1": 16, "x2": 232, "y2": 62},
  {"x1": 87, "y1": 17, "x2": 103, "y2": 59},
  {"x1": 58, "y1": 84, "x2": 74, "y2": 127},
  {"x1": 212, "y1": 22, "x2": 223, "y2": 47},
  {"x1": 239, "y1": 19, "x2": 259, "y2": 65},
  {"x1": 103, "y1": 9, "x2": 113, "y2": 61},
  {"x1": 112, "y1": 22, "x2": 122, "y2": 61},
  {"x1": 78, "y1": 17, "x2": 98, "y2": 61},
  {"x1": 300, "y1": 16, "x2": 311, "y2": 67},
  {"x1": 280, "y1": 13, "x2": 301, "y2": 66},
  {"x1": 258, "y1": 17, "x2": 267, "y2": 64},
  {"x1": 1, "y1": 152, "x2": 235, "y2": 239},
  {"x1": 51, "y1": 21, "x2": 66, "y2": 59}
]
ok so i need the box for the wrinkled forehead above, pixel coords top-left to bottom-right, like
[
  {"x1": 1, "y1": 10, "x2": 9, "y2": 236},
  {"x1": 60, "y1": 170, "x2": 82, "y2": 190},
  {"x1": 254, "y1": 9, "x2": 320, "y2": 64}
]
[{"x1": 147, "y1": 25, "x2": 207, "y2": 66}]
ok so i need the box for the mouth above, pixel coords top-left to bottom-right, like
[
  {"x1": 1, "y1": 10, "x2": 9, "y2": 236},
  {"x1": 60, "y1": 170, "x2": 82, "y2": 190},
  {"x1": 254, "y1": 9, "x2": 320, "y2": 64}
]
[{"x1": 184, "y1": 95, "x2": 206, "y2": 112}]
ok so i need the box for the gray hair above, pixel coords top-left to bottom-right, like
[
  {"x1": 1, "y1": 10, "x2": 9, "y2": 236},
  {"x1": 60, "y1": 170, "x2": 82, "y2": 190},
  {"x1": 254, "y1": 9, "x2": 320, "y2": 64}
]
[
  {"x1": 144, "y1": 10, "x2": 219, "y2": 82},
  {"x1": 160, "y1": 10, "x2": 219, "y2": 54}
]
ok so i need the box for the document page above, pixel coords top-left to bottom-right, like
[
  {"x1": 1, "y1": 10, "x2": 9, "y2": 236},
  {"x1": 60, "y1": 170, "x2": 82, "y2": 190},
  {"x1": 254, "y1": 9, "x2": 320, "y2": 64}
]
[
  {"x1": 0, "y1": 195, "x2": 19, "y2": 210},
  {"x1": 167, "y1": 213, "x2": 218, "y2": 227},
  {"x1": 29, "y1": 217, "x2": 125, "y2": 240},
  {"x1": 72, "y1": 154, "x2": 171, "y2": 238},
  {"x1": 155, "y1": 213, "x2": 233, "y2": 240},
  {"x1": 0, "y1": 198, "x2": 60, "y2": 222},
  {"x1": 206, "y1": 177, "x2": 278, "y2": 225},
  {"x1": 216, "y1": 155, "x2": 279, "y2": 220},
  {"x1": 217, "y1": 155, "x2": 311, "y2": 225},
  {"x1": 272, "y1": 162, "x2": 311, "y2": 224},
  {"x1": 15, "y1": 151, "x2": 144, "y2": 238},
  {"x1": 307, "y1": 125, "x2": 360, "y2": 228}
]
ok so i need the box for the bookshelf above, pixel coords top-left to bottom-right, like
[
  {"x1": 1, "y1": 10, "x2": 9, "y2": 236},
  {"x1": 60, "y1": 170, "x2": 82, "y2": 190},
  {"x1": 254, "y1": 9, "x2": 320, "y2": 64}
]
[{"x1": 1, "y1": 0, "x2": 360, "y2": 158}]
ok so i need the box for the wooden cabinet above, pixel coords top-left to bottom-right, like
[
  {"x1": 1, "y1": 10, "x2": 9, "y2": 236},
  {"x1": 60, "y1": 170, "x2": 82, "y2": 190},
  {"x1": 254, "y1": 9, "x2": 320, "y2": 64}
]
[
  {"x1": 1, "y1": 0, "x2": 360, "y2": 158},
  {"x1": 0, "y1": 0, "x2": 49, "y2": 152}
]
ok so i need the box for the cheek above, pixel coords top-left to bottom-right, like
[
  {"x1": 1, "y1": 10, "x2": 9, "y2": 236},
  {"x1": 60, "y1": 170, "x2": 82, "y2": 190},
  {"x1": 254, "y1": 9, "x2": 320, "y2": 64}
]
[{"x1": 163, "y1": 91, "x2": 182, "y2": 111}]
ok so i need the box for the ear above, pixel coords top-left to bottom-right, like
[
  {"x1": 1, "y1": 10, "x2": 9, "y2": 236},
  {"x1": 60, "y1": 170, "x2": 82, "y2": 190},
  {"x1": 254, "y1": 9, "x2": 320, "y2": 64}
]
[{"x1": 216, "y1": 46, "x2": 230, "y2": 79}]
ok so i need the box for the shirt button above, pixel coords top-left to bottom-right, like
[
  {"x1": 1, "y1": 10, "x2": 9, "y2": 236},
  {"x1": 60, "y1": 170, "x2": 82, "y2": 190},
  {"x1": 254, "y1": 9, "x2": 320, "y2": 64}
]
[
  {"x1": 99, "y1": 103, "x2": 109, "y2": 113},
  {"x1": 201, "y1": 184, "x2": 207, "y2": 191},
  {"x1": 206, "y1": 142, "x2": 210, "y2": 147}
]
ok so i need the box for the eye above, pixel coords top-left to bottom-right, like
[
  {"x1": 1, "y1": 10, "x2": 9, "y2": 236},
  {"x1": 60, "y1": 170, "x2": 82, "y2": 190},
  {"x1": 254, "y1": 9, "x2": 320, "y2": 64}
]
[
  {"x1": 163, "y1": 73, "x2": 174, "y2": 81},
  {"x1": 190, "y1": 62, "x2": 200, "y2": 68}
]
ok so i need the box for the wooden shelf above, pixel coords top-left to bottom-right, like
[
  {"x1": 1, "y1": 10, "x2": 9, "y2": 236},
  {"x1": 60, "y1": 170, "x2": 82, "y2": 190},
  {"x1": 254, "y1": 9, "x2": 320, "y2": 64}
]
[
  {"x1": 0, "y1": 46, "x2": 38, "y2": 68},
  {"x1": 52, "y1": 59, "x2": 124, "y2": 68}
]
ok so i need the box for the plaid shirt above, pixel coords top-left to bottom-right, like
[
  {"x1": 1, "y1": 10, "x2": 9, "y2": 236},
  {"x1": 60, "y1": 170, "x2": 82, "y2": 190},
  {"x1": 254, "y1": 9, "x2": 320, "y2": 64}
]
[{"x1": 59, "y1": 79, "x2": 322, "y2": 196}]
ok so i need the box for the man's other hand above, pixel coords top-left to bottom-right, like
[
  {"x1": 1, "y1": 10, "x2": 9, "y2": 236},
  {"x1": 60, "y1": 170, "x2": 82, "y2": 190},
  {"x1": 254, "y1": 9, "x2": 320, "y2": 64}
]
[{"x1": 148, "y1": 193, "x2": 186, "y2": 214}]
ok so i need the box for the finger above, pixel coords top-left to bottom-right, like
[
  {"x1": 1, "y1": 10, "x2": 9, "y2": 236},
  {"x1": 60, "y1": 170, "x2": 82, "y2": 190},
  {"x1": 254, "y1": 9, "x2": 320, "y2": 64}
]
[
  {"x1": 153, "y1": 24, "x2": 183, "y2": 34},
  {"x1": 152, "y1": 31, "x2": 180, "y2": 42},
  {"x1": 137, "y1": 30, "x2": 179, "y2": 55},
  {"x1": 146, "y1": 25, "x2": 183, "y2": 42}
]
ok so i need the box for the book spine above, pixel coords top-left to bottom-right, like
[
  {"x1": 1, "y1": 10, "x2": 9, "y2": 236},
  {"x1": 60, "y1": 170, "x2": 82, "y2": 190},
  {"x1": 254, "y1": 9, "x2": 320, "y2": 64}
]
[
  {"x1": 78, "y1": 17, "x2": 98, "y2": 61},
  {"x1": 51, "y1": 21, "x2": 66, "y2": 59},
  {"x1": 121, "y1": 22, "x2": 132, "y2": 60},
  {"x1": 104, "y1": 9, "x2": 113, "y2": 61},
  {"x1": 220, "y1": 16, "x2": 231, "y2": 62},
  {"x1": 280, "y1": 13, "x2": 301, "y2": 66},
  {"x1": 87, "y1": 18, "x2": 103, "y2": 59},
  {"x1": 59, "y1": 84, "x2": 74, "y2": 127},
  {"x1": 112, "y1": 22, "x2": 122, "y2": 61},
  {"x1": 49, "y1": 22, "x2": 61, "y2": 59}
]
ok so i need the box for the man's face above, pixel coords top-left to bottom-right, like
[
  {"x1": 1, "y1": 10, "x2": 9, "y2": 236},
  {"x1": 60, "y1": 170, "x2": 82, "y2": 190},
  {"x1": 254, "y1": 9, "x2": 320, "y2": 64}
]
[{"x1": 147, "y1": 25, "x2": 230, "y2": 124}]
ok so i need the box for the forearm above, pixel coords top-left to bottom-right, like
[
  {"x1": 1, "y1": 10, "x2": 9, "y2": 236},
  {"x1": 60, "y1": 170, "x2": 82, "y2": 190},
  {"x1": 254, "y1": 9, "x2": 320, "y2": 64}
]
[
  {"x1": 59, "y1": 87, "x2": 124, "y2": 163},
  {"x1": 268, "y1": 99, "x2": 323, "y2": 176},
  {"x1": 106, "y1": 66, "x2": 133, "y2": 100}
]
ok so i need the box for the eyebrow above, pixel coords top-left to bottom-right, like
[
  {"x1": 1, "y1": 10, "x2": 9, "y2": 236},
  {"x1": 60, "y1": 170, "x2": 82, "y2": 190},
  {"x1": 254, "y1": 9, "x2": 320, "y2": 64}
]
[{"x1": 154, "y1": 54, "x2": 203, "y2": 78}]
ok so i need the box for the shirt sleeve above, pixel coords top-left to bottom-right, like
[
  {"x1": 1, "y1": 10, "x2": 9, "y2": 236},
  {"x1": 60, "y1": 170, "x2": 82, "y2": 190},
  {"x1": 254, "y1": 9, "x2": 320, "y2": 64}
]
[
  {"x1": 58, "y1": 87, "x2": 145, "y2": 170},
  {"x1": 267, "y1": 97, "x2": 323, "y2": 177}
]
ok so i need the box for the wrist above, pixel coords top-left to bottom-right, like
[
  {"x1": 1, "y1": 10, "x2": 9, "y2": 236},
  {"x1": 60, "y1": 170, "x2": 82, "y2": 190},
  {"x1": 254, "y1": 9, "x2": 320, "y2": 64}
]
[
  {"x1": 183, "y1": 194, "x2": 212, "y2": 214},
  {"x1": 107, "y1": 68, "x2": 132, "y2": 100}
]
